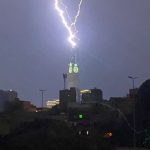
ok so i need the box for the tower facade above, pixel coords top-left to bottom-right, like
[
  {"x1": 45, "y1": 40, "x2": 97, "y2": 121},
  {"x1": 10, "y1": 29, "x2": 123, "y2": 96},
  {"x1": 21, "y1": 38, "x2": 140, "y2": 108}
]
[
  {"x1": 66, "y1": 56, "x2": 80, "y2": 103},
  {"x1": 66, "y1": 56, "x2": 79, "y2": 89}
]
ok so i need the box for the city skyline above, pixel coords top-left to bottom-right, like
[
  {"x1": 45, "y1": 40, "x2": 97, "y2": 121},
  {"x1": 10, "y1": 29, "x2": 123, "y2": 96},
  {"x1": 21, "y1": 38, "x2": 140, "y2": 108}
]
[{"x1": 0, "y1": 0, "x2": 150, "y2": 106}]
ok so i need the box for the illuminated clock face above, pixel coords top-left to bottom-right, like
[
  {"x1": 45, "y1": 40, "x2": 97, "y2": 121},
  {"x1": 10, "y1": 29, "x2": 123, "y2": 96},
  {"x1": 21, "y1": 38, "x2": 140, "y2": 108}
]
[
  {"x1": 69, "y1": 63, "x2": 79, "y2": 73},
  {"x1": 69, "y1": 63, "x2": 73, "y2": 73},
  {"x1": 74, "y1": 64, "x2": 79, "y2": 73}
]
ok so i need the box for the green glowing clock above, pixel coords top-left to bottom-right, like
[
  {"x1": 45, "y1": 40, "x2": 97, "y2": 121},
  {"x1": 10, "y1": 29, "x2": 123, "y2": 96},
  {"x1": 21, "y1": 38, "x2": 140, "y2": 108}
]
[
  {"x1": 69, "y1": 63, "x2": 73, "y2": 73},
  {"x1": 73, "y1": 64, "x2": 79, "y2": 73}
]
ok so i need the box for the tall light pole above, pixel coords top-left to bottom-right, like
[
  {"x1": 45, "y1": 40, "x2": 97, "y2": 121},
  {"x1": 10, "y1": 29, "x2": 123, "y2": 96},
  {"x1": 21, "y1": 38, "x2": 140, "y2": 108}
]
[
  {"x1": 39, "y1": 89, "x2": 46, "y2": 108},
  {"x1": 128, "y1": 76, "x2": 138, "y2": 149},
  {"x1": 128, "y1": 76, "x2": 138, "y2": 89},
  {"x1": 63, "y1": 73, "x2": 67, "y2": 90}
]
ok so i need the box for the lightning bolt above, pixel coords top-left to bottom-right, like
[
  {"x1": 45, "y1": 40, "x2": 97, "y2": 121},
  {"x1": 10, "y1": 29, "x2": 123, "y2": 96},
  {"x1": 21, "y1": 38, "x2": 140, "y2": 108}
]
[
  {"x1": 54, "y1": 0, "x2": 83, "y2": 48},
  {"x1": 71, "y1": 0, "x2": 83, "y2": 29}
]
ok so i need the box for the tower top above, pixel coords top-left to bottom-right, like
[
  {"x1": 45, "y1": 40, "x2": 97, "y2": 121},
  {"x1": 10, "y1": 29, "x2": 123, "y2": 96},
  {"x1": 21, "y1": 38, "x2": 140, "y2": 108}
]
[
  {"x1": 68, "y1": 56, "x2": 79, "y2": 74},
  {"x1": 70, "y1": 56, "x2": 76, "y2": 64}
]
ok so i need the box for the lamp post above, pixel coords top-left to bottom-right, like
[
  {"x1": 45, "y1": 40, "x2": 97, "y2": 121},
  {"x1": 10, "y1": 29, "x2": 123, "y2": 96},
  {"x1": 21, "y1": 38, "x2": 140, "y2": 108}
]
[
  {"x1": 63, "y1": 73, "x2": 67, "y2": 90},
  {"x1": 128, "y1": 76, "x2": 138, "y2": 149},
  {"x1": 128, "y1": 76, "x2": 138, "y2": 89},
  {"x1": 39, "y1": 89, "x2": 46, "y2": 108}
]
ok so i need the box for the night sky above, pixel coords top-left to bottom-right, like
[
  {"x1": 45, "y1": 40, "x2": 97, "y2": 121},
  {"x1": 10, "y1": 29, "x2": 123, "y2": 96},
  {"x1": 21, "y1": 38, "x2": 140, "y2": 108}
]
[{"x1": 0, "y1": 0, "x2": 150, "y2": 106}]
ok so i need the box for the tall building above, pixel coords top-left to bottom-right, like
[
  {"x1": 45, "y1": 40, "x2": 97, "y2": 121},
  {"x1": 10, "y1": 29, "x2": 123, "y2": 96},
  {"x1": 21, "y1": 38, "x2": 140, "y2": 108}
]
[
  {"x1": 46, "y1": 99, "x2": 60, "y2": 109},
  {"x1": 0, "y1": 90, "x2": 17, "y2": 112},
  {"x1": 66, "y1": 56, "x2": 79, "y2": 89},
  {"x1": 81, "y1": 88, "x2": 103, "y2": 103},
  {"x1": 59, "y1": 87, "x2": 76, "y2": 112},
  {"x1": 66, "y1": 56, "x2": 80, "y2": 103}
]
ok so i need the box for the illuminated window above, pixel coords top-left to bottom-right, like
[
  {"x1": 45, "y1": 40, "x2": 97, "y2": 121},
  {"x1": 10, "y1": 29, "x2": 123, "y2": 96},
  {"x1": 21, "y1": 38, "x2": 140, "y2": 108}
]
[
  {"x1": 79, "y1": 131, "x2": 81, "y2": 135},
  {"x1": 104, "y1": 132, "x2": 112, "y2": 138}
]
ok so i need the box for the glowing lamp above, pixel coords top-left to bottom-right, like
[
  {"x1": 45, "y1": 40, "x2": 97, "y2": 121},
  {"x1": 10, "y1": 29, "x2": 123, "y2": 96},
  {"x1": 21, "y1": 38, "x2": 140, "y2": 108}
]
[{"x1": 79, "y1": 114, "x2": 83, "y2": 119}]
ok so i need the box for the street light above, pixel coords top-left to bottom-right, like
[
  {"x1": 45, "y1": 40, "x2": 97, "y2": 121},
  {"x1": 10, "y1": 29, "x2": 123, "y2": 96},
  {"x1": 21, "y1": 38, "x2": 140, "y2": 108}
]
[
  {"x1": 39, "y1": 89, "x2": 46, "y2": 108},
  {"x1": 128, "y1": 76, "x2": 138, "y2": 89},
  {"x1": 63, "y1": 73, "x2": 67, "y2": 90},
  {"x1": 128, "y1": 76, "x2": 138, "y2": 150}
]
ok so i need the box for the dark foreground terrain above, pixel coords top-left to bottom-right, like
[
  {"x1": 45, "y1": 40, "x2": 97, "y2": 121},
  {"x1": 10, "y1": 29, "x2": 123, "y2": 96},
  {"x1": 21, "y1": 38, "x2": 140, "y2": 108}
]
[{"x1": 0, "y1": 117, "x2": 115, "y2": 150}]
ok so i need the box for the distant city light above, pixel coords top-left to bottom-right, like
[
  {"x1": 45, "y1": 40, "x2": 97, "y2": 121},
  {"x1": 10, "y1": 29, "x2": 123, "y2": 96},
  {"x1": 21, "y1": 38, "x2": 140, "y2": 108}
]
[
  {"x1": 79, "y1": 130, "x2": 81, "y2": 135},
  {"x1": 80, "y1": 89, "x2": 91, "y2": 94},
  {"x1": 46, "y1": 99, "x2": 59, "y2": 108},
  {"x1": 104, "y1": 132, "x2": 113, "y2": 138},
  {"x1": 79, "y1": 113, "x2": 83, "y2": 119},
  {"x1": 87, "y1": 130, "x2": 89, "y2": 135}
]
